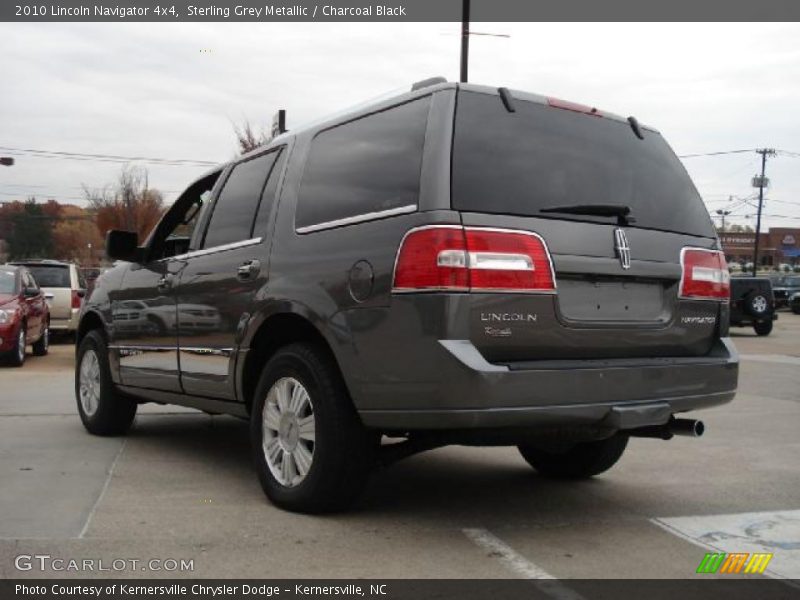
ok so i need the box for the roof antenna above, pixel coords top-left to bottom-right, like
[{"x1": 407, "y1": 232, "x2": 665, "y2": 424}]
[{"x1": 271, "y1": 109, "x2": 287, "y2": 138}]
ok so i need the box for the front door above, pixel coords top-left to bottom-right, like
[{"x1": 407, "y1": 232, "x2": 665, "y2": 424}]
[
  {"x1": 175, "y1": 147, "x2": 285, "y2": 399},
  {"x1": 111, "y1": 259, "x2": 182, "y2": 392}
]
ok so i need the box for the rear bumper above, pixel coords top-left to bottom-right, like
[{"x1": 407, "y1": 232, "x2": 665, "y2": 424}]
[
  {"x1": 357, "y1": 338, "x2": 738, "y2": 431},
  {"x1": 49, "y1": 309, "x2": 80, "y2": 332}
]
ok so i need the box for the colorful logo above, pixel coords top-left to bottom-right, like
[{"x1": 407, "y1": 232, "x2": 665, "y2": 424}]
[{"x1": 696, "y1": 552, "x2": 773, "y2": 574}]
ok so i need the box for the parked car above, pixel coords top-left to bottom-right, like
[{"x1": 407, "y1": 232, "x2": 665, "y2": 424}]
[
  {"x1": 771, "y1": 275, "x2": 800, "y2": 308},
  {"x1": 729, "y1": 277, "x2": 777, "y2": 335},
  {"x1": 0, "y1": 265, "x2": 50, "y2": 366},
  {"x1": 10, "y1": 259, "x2": 86, "y2": 335},
  {"x1": 76, "y1": 79, "x2": 738, "y2": 512},
  {"x1": 789, "y1": 291, "x2": 800, "y2": 314}
]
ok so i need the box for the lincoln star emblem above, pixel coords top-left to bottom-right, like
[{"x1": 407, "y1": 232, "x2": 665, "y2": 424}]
[{"x1": 614, "y1": 228, "x2": 631, "y2": 270}]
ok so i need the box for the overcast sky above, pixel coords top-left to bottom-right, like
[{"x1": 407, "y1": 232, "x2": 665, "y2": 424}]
[{"x1": 1, "y1": 22, "x2": 799, "y2": 230}]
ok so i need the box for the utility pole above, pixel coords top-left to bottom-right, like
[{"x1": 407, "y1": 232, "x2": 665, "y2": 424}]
[
  {"x1": 751, "y1": 148, "x2": 777, "y2": 276},
  {"x1": 460, "y1": 0, "x2": 470, "y2": 83}
]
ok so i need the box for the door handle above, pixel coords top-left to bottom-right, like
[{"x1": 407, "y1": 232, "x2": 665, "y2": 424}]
[
  {"x1": 237, "y1": 260, "x2": 261, "y2": 281},
  {"x1": 157, "y1": 274, "x2": 173, "y2": 292}
]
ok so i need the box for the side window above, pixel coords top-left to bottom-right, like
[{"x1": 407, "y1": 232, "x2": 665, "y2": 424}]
[
  {"x1": 23, "y1": 271, "x2": 36, "y2": 289},
  {"x1": 295, "y1": 96, "x2": 431, "y2": 231},
  {"x1": 76, "y1": 269, "x2": 87, "y2": 290},
  {"x1": 252, "y1": 149, "x2": 286, "y2": 237},
  {"x1": 202, "y1": 152, "x2": 277, "y2": 249}
]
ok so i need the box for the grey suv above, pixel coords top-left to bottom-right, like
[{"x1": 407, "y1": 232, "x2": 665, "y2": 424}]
[{"x1": 76, "y1": 80, "x2": 738, "y2": 512}]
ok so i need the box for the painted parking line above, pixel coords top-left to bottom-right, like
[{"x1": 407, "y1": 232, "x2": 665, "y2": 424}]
[
  {"x1": 652, "y1": 510, "x2": 800, "y2": 581},
  {"x1": 462, "y1": 528, "x2": 585, "y2": 600},
  {"x1": 739, "y1": 354, "x2": 800, "y2": 366}
]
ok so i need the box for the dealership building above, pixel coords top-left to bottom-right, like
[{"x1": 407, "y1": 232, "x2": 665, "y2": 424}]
[{"x1": 720, "y1": 227, "x2": 800, "y2": 266}]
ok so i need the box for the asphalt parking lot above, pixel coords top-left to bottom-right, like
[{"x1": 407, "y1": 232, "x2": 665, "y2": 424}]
[{"x1": 1, "y1": 319, "x2": 798, "y2": 582}]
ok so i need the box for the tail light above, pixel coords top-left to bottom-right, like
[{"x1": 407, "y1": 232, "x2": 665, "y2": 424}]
[
  {"x1": 393, "y1": 225, "x2": 555, "y2": 293},
  {"x1": 71, "y1": 290, "x2": 82, "y2": 309},
  {"x1": 680, "y1": 248, "x2": 730, "y2": 300}
]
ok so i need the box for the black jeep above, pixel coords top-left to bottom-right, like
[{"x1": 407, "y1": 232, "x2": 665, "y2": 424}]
[{"x1": 729, "y1": 277, "x2": 777, "y2": 335}]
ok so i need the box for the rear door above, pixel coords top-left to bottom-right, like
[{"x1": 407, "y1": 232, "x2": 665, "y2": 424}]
[
  {"x1": 174, "y1": 147, "x2": 286, "y2": 399},
  {"x1": 451, "y1": 89, "x2": 723, "y2": 362}
]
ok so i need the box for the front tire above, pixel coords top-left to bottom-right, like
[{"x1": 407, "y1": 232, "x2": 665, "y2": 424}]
[
  {"x1": 518, "y1": 434, "x2": 629, "y2": 479},
  {"x1": 75, "y1": 330, "x2": 137, "y2": 435},
  {"x1": 250, "y1": 343, "x2": 375, "y2": 513},
  {"x1": 8, "y1": 326, "x2": 26, "y2": 367},
  {"x1": 754, "y1": 320, "x2": 773, "y2": 336}
]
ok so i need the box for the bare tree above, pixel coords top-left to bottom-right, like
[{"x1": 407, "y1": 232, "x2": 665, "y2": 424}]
[{"x1": 233, "y1": 119, "x2": 271, "y2": 154}]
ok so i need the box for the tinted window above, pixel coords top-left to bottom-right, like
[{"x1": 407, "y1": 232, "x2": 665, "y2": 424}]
[
  {"x1": 0, "y1": 271, "x2": 16, "y2": 294},
  {"x1": 202, "y1": 153, "x2": 277, "y2": 248},
  {"x1": 253, "y1": 149, "x2": 286, "y2": 237},
  {"x1": 452, "y1": 91, "x2": 715, "y2": 238},
  {"x1": 24, "y1": 265, "x2": 70, "y2": 287},
  {"x1": 296, "y1": 96, "x2": 431, "y2": 231}
]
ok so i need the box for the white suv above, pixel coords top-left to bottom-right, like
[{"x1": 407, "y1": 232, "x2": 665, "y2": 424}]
[{"x1": 11, "y1": 260, "x2": 86, "y2": 334}]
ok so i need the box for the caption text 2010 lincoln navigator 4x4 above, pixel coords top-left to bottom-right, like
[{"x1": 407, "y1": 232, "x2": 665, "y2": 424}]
[{"x1": 76, "y1": 79, "x2": 738, "y2": 512}]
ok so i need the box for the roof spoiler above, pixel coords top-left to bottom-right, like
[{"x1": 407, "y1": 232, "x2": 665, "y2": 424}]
[{"x1": 411, "y1": 76, "x2": 447, "y2": 91}]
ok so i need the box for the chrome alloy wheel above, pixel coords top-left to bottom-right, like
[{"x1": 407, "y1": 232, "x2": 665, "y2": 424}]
[
  {"x1": 79, "y1": 349, "x2": 101, "y2": 417},
  {"x1": 262, "y1": 377, "x2": 315, "y2": 488},
  {"x1": 752, "y1": 295, "x2": 768, "y2": 313}
]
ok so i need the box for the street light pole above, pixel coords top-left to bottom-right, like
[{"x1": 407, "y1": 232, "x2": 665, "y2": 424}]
[{"x1": 716, "y1": 207, "x2": 731, "y2": 233}]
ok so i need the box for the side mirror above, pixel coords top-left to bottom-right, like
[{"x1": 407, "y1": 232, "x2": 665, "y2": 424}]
[
  {"x1": 23, "y1": 287, "x2": 39, "y2": 298},
  {"x1": 106, "y1": 230, "x2": 140, "y2": 262}
]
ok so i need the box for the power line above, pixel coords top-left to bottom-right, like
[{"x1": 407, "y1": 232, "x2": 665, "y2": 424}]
[
  {"x1": 0, "y1": 145, "x2": 218, "y2": 167},
  {"x1": 678, "y1": 149, "x2": 757, "y2": 159}
]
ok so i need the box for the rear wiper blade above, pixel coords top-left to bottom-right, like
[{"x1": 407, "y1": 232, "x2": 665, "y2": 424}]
[{"x1": 540, "y1": 204, "x2": 635, "y2": 226}]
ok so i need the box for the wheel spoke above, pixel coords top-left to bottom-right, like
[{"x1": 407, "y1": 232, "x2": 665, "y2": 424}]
[
  {"x1": 293, "y1": 443, "x2": 313, "y2": 477},
  {"x1": 263, "y1": 404, "x2": 280, "y2": 431},
  {"x1": 276, "y1": 379, "x2": 291, "y2": 413},
  {"x1": 298, "y1": 415, "x2": 315, "y2": 442},
  {"x1": 289, "y1": 383, "x2": 307, "y2": 414}
]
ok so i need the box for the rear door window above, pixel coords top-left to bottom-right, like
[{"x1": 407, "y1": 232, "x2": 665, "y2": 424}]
[
  {"x1": 202, "y1": 152, "x2": 278, "y2": 248},
  {"x1": 452, "y1": 91, "x2": 715, "y2": 238},
  {"x1": 24, "y1": 265, "x2": 70, "y2": 287},
  {"x1": 296, "y1": 96, "x2": 431, "y2": 232}
]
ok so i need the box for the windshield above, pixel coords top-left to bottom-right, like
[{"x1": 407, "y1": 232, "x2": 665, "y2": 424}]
[
  {"x1": 0, "y1": 271, "x2": 17, "y2": 294},
  {"x1": 24, "y1": 265, "x2": 71, "y2": 288},
  {"x1": 452, "y1": 91, "x2": 715, "y2": 237}
]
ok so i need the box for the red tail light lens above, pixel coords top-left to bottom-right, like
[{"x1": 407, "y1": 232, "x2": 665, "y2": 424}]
[
  {"x1": 680, "y1": 248, "x2": 730, "y2": 300},
  {"x1": 392, "y1": 226, "x2": 469, "y2": 291},
  {"x1": 393, "y1": 226, "x2": 555, "y2": 293},
  {"x1": 71, "y1": 290, "x2": 82, "y2": 309}
]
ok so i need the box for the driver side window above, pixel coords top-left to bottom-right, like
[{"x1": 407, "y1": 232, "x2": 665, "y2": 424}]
[{"x1": 149, "y1": 172, "x2": 221, "y2": 261}]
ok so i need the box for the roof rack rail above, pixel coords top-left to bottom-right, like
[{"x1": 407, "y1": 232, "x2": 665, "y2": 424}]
[{"x1": 411, "y1": 76, "x2": 447, "y2": 91}]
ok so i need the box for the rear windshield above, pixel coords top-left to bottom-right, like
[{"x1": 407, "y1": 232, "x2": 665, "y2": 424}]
[
  {"x1": 24, "y1": 265, "x2": 70, "y2": 288},
  {"x1": 452, "y1": 91, "x2": 714, "y2": 237}
]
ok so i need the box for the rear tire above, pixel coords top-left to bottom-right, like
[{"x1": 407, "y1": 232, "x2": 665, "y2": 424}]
[
  {"x1": 518, "y1": 434, "x2": 629, "y2": 479},
  {"x1": 753, "y1": 320, "x2": 773, "y2": 336},
  {"x1": 250, "y1": 342, "x2": 375, "y2": 513},
  {"x1": 75, "y1": 330, "x2": 137, "y2": 435}
]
